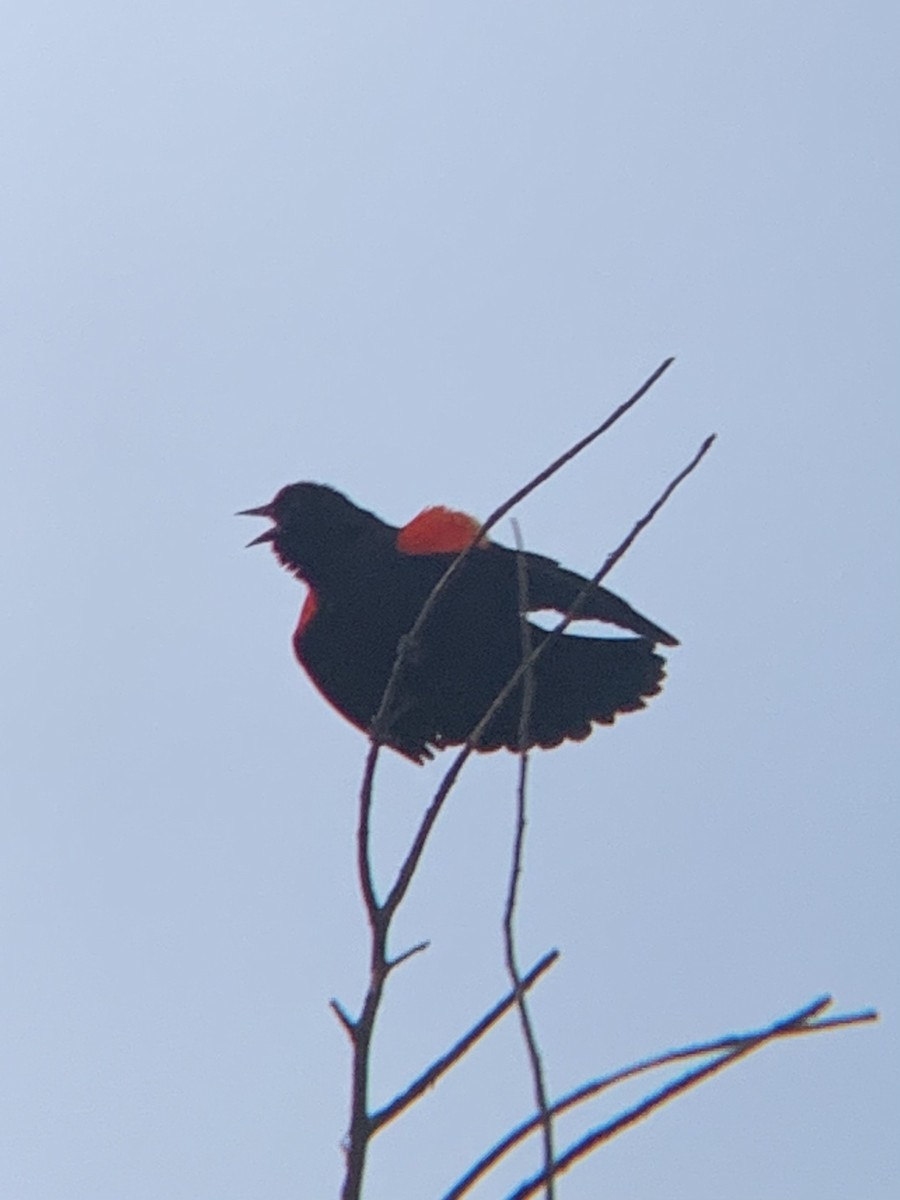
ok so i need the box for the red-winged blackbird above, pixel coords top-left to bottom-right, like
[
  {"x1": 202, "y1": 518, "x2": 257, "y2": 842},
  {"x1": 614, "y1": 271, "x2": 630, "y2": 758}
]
[{"x1": 240, "y1": 483, "x2": 678, "y2": 762}]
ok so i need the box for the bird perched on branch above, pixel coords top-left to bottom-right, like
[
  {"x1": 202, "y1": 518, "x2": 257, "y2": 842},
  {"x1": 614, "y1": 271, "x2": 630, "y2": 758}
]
[{"x1": 240, "y1": 483, "x2": 677, "y2": 762}]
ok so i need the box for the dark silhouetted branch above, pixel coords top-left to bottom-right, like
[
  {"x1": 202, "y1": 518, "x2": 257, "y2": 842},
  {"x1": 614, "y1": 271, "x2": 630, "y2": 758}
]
[
  {"x1": 442, "y1": 997, "x2": 878, "y2": 1200},
  {"x1": 505, "y1": 520, "x2": 554, "y2": 1198},
  {"x1": 371, "y1": 949, "x2": 560, "y2": 1135}
]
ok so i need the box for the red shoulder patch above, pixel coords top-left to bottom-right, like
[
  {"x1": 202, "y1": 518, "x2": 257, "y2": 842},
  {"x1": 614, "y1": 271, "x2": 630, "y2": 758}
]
[{"x1": 396, "y1": 506, "x2": 487, "y2": 555}]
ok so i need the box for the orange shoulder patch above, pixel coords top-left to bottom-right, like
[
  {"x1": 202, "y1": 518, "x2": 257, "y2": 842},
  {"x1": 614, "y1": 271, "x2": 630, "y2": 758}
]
[{"x1": 396, "y1": 506, "x2": 487, "y2": 555}]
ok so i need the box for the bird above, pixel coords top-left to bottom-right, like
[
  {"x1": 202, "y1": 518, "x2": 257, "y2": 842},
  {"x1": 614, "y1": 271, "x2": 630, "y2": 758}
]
[{"x1": 240, "y1": 482, "x2": 678, "y2": 762}]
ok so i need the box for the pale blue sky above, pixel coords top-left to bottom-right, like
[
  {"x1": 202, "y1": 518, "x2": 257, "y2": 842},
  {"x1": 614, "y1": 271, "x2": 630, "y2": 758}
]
[{"x1": 2, "y1": 3, "x2": 897, "y2": 1197}]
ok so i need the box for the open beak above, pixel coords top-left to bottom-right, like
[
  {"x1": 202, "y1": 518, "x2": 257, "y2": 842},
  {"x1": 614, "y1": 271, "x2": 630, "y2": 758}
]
[{"x1": 237, "y1": 503, "x2": 276, "y2": 547}]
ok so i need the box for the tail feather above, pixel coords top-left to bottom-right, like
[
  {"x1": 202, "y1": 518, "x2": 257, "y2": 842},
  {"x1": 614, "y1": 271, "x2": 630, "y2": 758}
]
[
  {"x1": 521, "y1": 552, "x2": 680, "y2": 646},
  {"x1": 478, "y1": 631, "x2": 666, "y2": 752}
]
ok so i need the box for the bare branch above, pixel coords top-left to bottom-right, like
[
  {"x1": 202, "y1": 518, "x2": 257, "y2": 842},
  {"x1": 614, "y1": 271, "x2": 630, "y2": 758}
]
[
  {"x1": 479, "y1": 357, "x2": 676, "y2": 541},
  {"x1": 506, "y1": 520, "x2": 554, "y2": 1197},
  {"x1": 341, "y1": 743, "x2": 473, "y2": 1199},
  {"x1": 371, "y1": 950, "x2": 560, "y2": 1134},
  {"x1": 382, "y1": 746, "x2": 472, "y2": 918},
  {"x1": 802, "y1": 1009, "x2": 879, "y2": 1031},
  {"x1": 442, "y1": 999, "x2": 877, "y2": 1200},
  {"x1": 357, "y1": 743, "x2": 381, "y2": 921},
  {"x1": 505, "y1": 995, "x2": 832, "y2": 1200}
]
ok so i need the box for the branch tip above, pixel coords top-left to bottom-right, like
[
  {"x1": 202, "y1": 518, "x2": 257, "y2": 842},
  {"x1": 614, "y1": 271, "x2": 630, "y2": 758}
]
[
  {"x1": 388, "y1": 940, "x2": 431, "y2": 970},
  {"x1": 329, "y1": 999, "x2": 357, "y2": 1039}
]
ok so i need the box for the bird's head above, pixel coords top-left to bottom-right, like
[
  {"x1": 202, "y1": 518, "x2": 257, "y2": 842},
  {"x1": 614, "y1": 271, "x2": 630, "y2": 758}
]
[{"x1": 238, "y1": 482, "x2": 382, "y2": 580}]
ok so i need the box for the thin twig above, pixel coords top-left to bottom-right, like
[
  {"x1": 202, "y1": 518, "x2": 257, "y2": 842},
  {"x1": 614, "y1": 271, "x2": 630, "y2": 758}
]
[
  {"x1": 371, "y1": 950, "x2": 560, "y2": 1134},
  {"x1": 382, "y1": 747, "x2": 472, "y2": 917},
  {"x1": 387, "y1": 940, "x2": 431, "y2": 970},
  {"x1": 506, "y1": 520, "x2": 554, "y2": 1197},
  {"x1": 441, "y1": 999, "x2": 877, "y2": 1200},
  {"x1": 357, "y1": 743, "x2": 380, "y2": 918}
]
